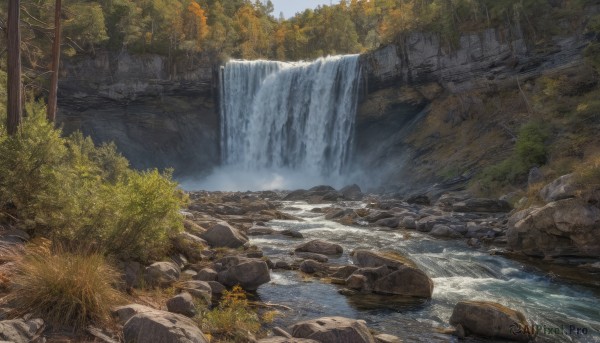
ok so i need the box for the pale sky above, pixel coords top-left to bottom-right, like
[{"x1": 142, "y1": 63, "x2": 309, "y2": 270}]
[{"x1": 269, "y1": 0, "x2": 341, "y2": 18}]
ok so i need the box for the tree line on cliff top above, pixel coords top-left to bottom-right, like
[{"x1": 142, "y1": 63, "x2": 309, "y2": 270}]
[{"x1": 1, "y1": 0, "x2": 597, "y2": 64}]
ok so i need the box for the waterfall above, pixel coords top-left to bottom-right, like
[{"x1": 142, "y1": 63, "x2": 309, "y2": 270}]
[{"x1": 220, "y1": 55, "x2": 361, "y2": 184}]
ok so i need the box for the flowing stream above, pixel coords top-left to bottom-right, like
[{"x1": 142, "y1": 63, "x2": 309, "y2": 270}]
[{"x1": 251, "y1": 202, "x2": 600, "y2": 343}]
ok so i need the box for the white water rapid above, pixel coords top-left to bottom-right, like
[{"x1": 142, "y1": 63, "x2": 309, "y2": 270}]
[{"x1": 187, "y1": 55, "x2": 361, "y2": 191}]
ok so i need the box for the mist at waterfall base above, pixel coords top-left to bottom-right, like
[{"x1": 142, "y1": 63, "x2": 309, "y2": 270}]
[{"x1": 183, "y1": 55, "x2": 364, "y2": 191}]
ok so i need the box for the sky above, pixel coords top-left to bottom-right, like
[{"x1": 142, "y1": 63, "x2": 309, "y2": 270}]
[{"x1": 269, "y1": 0, "x2": 341, "y2": 18}]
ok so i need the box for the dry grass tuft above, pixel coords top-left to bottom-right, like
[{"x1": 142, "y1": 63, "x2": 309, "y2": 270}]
[{"x1": 7, "y1": 246, "x2": 125, "y2": 331}]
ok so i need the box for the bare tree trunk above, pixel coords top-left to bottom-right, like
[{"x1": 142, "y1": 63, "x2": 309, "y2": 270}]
[
  {"x1": 7, "y1": 0, "x2": 22, "y2": 135},
  {"x1": 47, "y1": 0, "x2": 62, "y2": 122}
]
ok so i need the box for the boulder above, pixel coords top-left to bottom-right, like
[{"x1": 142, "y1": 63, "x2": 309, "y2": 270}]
[
  {"x1": 217, "y1": 258, "x2": 271, "y2": 291},
  {"x1": 176, "y1": 281, "x2": 212, "y2": 303},
  {"x1": 194, "y1": 268, "x2": 218, "y2": 282},
  {"x1": 0, "y1": 318, "x2": 44, "y2": 343},
  {"x1": 365, "y1": 211, "x2": 394, "y2": 223},
  {"x1": 283, "y1": 190, "x2": 309, "y2": 201},
  {"x1": 166, "y1": 292, "x2": 196, "y2": 317},
  {"x1": 340, "y1": 184, "x2": 364, "y2": 201},
  {"x1": 294, "y1": 252, "x2": 329, "y2": 263},
  {"x1": 207, "y1": 281, "x2": 226, "y2": 295},
  {"x1": 330, "y1": 265, "x2": 360, "y2": 279},
  {"x1": 200, "y1": 223, "x2": 248, "y2": 248},
  {"x1": 539, "y1": 174, "x2": 578, "y2": 203},
  {"x1": 145, "y1": 262, "x2": 180, "y2": 287},
  {"x1": 290, "y1": 316, "x2": 375, "y2": 343},
  {"x1": 406, "y1": 194, "x2": 430, "y2": 205},
  {"x1": 451, "y1": 198, "x2": 511, "y2": 213},
  {"x1": 309, "y1": 185, "x2": 336, "y2": 192},
  {"x1": 449, "y1": 301, "x2": 530, "y2": 342},
  {"x1": 113, "y1": 304, "x2": 157, "y2": 325},
  {"x1": 295, "y1": 240, "x2": 343, "y2": 255},
  {"x1": 506, "y1": 198, "x2": 600, "y2": 257},
  {"x1": 372, "y1": 266, "x2": 434, "y2": 298},
  {"x1": 430, "y1": 224, "x2": 463, "y2": 238},
  {"x1": 281, "y1": 229, "x2": 304, "y2": 238},
  {"x1": 375, "y1": 217, "x2": 400, "y2": 229},
  {"x1": 374, "y1": 334, "x2": 403, "y2": 343},
  {"x1": 300, "y1": 260, "x2": 327, "y2": 274},
  {"x1": 416, "y1": 216, "x2": 454, "y2": 232},
  {"x1": 123, "y1": 310, "x2": 209, "y2": 343},
  {"x1": 351, "y1": 250, "x2": 416, "y2": 269}
]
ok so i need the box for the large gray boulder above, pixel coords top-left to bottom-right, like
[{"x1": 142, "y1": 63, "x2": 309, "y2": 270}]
[
  {"x1": 290, "y1": 317, "x2": 376, "y2": 343},
  {"x1": 217, "y1": 257, "x2": 271, "y2": 291},
  {"x1": 0, "y1": 318, "x2": 44, "y2": 343},
  {"x1": 372, "y1": 266, "x2": 434, "y2": 298},
  {"x1": 295, "y1": 240, "x2": 343, "y2": 255},
  {"x1": 351, "y1": 250, "x2": 416, "y2": 269},
  {"x1": 507, "y1": 198, "x2": 600, "y2": 258},
  {"x1": 340, "y1": 184, "x2": 364, "y2": 200},
  {"x1": 449, "y1": 301, "x2": 531, "y2": 342},
  {"x1": 539, "y1": 173, "x2": 578, "y2": 203},
  {"x1": 166, "y1": 292, "x2": 196, "y2": 317},
  {"x1": 200, "y1": 223, "x2": 248, "y2": 248},
  {"x1": 123, "y1": 310, "x2": 209, "y2": 343},
  {"x1": 145, "y1": 262, "x2": 180, "y2": 287},
  {"x1": 175, "y1": 281, "x2": 212, "y2": 304}
]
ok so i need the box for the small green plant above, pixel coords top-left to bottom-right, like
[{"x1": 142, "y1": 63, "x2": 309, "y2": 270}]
[
  {"x1": 202, "y1": 285, "x2": 261, "y2": 342},
  {"x1": 7, "y1": 244, "x2": 125, "y2": 331}
]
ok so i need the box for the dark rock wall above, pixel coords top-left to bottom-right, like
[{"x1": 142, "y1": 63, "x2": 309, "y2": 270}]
[
  {"x1": 57, "y1": 26, "x2": 591, "y2": 186},
  {"x1": 57, "y1": 52, "x2": 220, "y2": 176}
]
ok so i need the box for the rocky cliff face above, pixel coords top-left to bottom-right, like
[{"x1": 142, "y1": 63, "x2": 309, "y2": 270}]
[
  {"x1": 354, "y1": 27, "x2": 592, "y2": 192},
  {"x1": 57, "y1": 52, "x2": 220, "y2": 176}
]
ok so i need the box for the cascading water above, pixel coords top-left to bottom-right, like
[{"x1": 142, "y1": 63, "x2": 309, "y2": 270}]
[{"x1": 217, "y1": 55, "x2": 361, "y2": 189}]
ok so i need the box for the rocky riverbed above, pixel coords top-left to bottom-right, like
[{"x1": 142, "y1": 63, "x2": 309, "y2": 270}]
[{"x1": 1, "y1": 176, "x2": 598, "y2": 342}]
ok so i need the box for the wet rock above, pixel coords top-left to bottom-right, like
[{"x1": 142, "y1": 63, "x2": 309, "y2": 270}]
[
  {"x1": 406, "y1": 194, "x2": 430, "y2": 205},
  {"x1": 295, "y1": 240, "x2": 343, "y2": 255},
  {"x1": 507, "y1": 198, "x2": 600, "y2": 258},
  {"x1": 325, "y1": 208, "x2": 353, "y2": 220},
  {"x1": 365, "y1": 211, "x2": 394, "y2": 223},
  {"x1": 283, "y1": 190, "x2": 309, "y2": 201},
  {"x1": 0, "y1": 318, "x2": 44, "y2": 343},
  {"x1": 290, "y1": 316, "x2": 375, "y2": 343},
  {"x1": 275, "y1": 261, "x2": 292, "y2": 270},
  {"x1": 200, "y1": 223, "x2": 248, "y2": 248},
  {"x1": 398, "y1": 216, "x2": 417, "y2": 230},
  {"x1": 430, "y1": 224, "x2": 463, "y2": 238},
  {"x1": 346, "y1": 274, "x2": 368, "y2": 290},
  {"x1": 281, "y1": 230, "x2": 304, "y2": 238},
  {"x1": 372, "y1": 266, "x2": 434, "y2": 298},
  {"x1": 217, "y1": 257, "x2": 271, "y2": 291},
  {"x1": 194, "y1": 268, "x2": 218, "y2": 282},
  {"x1": 451, "y1": 198, "x2": 512, "y2": 213},
  {"x1": 248, "y1": 226, "x2": 275, "y2": 236},
  {"x1": 449, "y1": 301, "x2": 530, "y2": 342},
  {"x1": 299, "y1": 260, "x2": 327, "y2": 274},
  {"x1": 374, "y1": 333, "x2": 403, "y2": 343},
  {"x1": 375, "y1": 217, "x2": 400, "y2": 229},
  {"x1": 145, "y1": 262, "x2": 180, "y2": 287},
  {"x1": 416, "y1": 216, "x2": 453, "y2": 232},
  {"x1": 166, "y1": 292, "x2": 196, "y2": 317},
  {"x1": 351, "y1": 250, "x2": 416, "y2": 269},
  {"x1": 330, "y1": 265, "x2": 360, "y2": 279},
  {"x1": 294, "y1": 252, "x2": 329, "y2": 263},
  {"x1": 123, "y1": 309, "x2": 209, "y2": 343},
  {"x1": 539, "y1": 174, "x2": 578, "y2": 203},
  {"x1": 340, "y1": 184, "x2": 364, "y2": 201}
]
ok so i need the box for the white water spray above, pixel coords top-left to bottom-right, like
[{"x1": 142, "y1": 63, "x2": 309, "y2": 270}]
[{"x1": 209, "y1": 55, "x2": 361, "y2": 190}]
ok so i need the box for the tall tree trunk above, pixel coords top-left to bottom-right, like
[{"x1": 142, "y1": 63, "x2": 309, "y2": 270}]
[
  {"x1": 7, "y1": 0, "x2": 22, "y2": 135},
  {"x1": 47, "y1": 0, "x2": 62, "y2": 122}
]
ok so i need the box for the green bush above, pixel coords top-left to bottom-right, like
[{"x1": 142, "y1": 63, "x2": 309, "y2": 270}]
[
  {"x1": 478, "y1": 121, "x2": 549, "y2": 188},
  {"x1": 0, "y1": 102, "x2": 187, "y2": 262}
]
